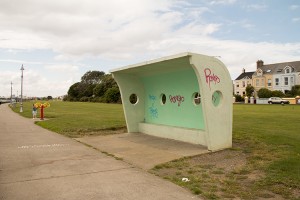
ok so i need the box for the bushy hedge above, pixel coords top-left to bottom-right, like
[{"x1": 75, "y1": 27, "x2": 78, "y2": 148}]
[{"x1": 257, "y1": 88, "x2": 288, "y2": 98}]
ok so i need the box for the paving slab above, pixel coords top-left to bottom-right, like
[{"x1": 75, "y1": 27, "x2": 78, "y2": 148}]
[
  {"x1": 0, "y1": 104, "x2": 202, "y2": 200},
  {"x1": 76, "y1": 132, "x2": 209, "y2": 170}
]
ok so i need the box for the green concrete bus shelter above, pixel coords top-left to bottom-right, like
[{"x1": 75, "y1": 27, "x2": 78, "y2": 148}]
[{"x1": 111, "y1": 52, "x2": 232, "y2": 151}]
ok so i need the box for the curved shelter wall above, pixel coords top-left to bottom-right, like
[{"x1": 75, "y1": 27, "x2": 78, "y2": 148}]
[{"x1": 190, "y1": 55, "x2": 233, "y2": 150}]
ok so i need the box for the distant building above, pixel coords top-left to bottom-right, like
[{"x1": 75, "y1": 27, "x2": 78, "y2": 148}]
[
  {"x1": 234, "y1": 60, "x2": 300, "y2": 96},
  {"x1": 233, "y1": 68, "x2": 254, "y2": 96}
]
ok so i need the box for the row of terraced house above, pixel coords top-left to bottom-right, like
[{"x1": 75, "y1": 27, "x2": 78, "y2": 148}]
[{"x1": 234, "y1": 60, "x2": 300, "y2": 96}]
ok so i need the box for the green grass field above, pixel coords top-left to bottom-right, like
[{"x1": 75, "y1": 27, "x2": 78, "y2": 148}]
[
  {"x1": 151, "y1": 104, "x2": 300, "y2": 199},
  {"x1": 233, "y1": 104, "x2": 300, "y2": 199},
  {"x1": 12, "y1": 101, "x2": 126, "y2": 137},
  {"x1": 11, "y1": 102, "x2": 300, "y2": 199}
]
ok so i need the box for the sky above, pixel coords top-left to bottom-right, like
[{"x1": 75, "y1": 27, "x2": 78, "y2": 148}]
[{"x1": 0, "y1": 0, "x2": 300, "y2": 98}]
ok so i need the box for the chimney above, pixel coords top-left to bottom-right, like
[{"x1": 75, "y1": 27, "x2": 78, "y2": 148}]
[
  {"x1": 242, "y1": 68, "x2": 245, "y2": 73},
  {"x1": 257, "y1": 60, "x2": 264, "y2": 69}
]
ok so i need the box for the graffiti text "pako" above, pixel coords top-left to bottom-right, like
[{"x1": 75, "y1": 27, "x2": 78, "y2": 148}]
[
  {"x1": 169, "y1": 95, "x2": 185, "y2": 106},
  {"x1": 204, "y1": 68, "x2": 220, "y2": 89}
]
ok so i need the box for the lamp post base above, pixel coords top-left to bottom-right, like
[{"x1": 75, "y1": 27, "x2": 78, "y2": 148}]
[{"x1": 20, "y1": 103, "x2": 23, "y2": 112}]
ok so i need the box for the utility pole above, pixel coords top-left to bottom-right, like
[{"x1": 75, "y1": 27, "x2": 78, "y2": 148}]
[
  {"x1": 20, "y1": 65, "x2": 24, "y2": 112},
  {"x1": 10, "y1": 81, "x2": 13, "y2": 106}
]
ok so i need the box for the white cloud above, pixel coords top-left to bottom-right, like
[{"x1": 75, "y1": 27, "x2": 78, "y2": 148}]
[
  {"x1": 0, "y1": 0, "x2": 217, "y2": 60},
  {"x1": 44, "y1": 64, "x2": 79, "y2": 72},
  {"x1": 0, "y1": 0, "x2": 177, "y2": 53},
  {"x1": 0, "y1": 64, "x2": 81, "y2": 97},
  {"x1": 0, "y1": 70, "x2": 20, "y2": 97},
  {"x1": 142, "y1": 34, "x2": 300, "y2": 79},
  {"x1": 240, "y1": 20, "x2": 255, "y2": 30},
  {"x1": 21, "y1": 68, "x2": 78, "y2": 97},
  {"x1": 209, "y1": 0, "x2": 236, "y2": 5},
  {"x1": 289, "y1": 5, "x2": 299, "y2": 10},
  {"x1": 0, "y1": 0, "x2": 299, "y2": 97},
  {"x1": 0, "y1": 59, "x2": 44, "y2": 65},
  {"x1": 245, "y1": 4, "x2": 268, "y2": 11},
  {"x1": 0, "y1": 31, "x2": 51, "y2": 50},
  {"x1": 292, "y1": 18, "x2": 300, "y2": 22}
]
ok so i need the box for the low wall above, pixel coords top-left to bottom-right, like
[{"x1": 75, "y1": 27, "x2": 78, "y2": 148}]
[
  {"x1": 256, "y1": 98, "x2": 269, "y2": 104},
  {"x1": 256, "y1": 98, "x2": 298, "y2": 104},
  {"x1": 139, "y1": 123, "x2": 207, "y2": 146},
  {"x1": 282, "y1": 98, "x2": 296, "y2": 104}
]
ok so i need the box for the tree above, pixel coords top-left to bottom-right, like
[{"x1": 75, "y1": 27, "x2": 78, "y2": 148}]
[
  {"x1": 66, "y1": 71, "x2": 121, "y2": 103},
  {"x1": 271, "y1": 90, "x2": 285, "y2": 98},
  {"x1": 81, "y1": 71, "x2": 105, "y2": 84},
  {"x1": 257, "y1": 88, "x2": 272, "y2": 98},
  {"x1": 93, "y1": 84, "x2": 106, "y2": 97},
  {"x1": 104, "y1": 87, "x2": 121, "y2": 103},
  {"x1": 101, "y1": 74, "x2": 118, "y2": 89},
  {"x1": 245, "y1": 85, "x2": 255, "y2": 97},
  {"x1": 287, "y1": 85, "x2": 300, "y2": 97},
  {"x1": 67, "y1": 82, "x2": 81, "y2": 99},
  {"x1": 80, "y1": 83, "x2": 95, "y2": 98},
  {"x1": 93, "y1": 74, "x2": 118, "y2": 97}
]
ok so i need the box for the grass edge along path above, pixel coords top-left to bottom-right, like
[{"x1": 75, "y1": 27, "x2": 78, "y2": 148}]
[{"x1": 11, "y1": 101, "x2": 126, "y2": 138}]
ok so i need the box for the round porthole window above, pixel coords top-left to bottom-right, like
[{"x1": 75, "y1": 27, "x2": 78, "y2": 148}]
[
  {"x1": 129, "y1": 94, "x2": 138, "y2": 105},
  {"x1": 212, "y1": 91, "x2": 222, "y2": 107},
  {"x1": 160, "y1": 93, "x2": 166, "y2": 105},
  {"x1": 193, "y1": 92, "x2": 201, "y2": 105}
]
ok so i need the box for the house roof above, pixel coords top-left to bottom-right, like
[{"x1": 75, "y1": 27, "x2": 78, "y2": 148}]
[
  {"x1": 257, "y1": 61, "x2": 300, "y2": 75},
  {"x1": 235, "y1": 71, "x2": 255, "y2": 80}
]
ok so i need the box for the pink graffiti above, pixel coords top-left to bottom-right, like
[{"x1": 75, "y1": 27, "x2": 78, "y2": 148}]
[
  {"x1": 204, "y1": 68, "x2": 220, "y2": 89},
  {"x1": 169, "y1": 95, "x2": 184, "y2": 106}
]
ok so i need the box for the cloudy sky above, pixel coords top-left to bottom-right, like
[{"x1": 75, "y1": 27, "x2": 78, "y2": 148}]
[{"x1": 0, "y1": 0, "x2": 300, "y2": 97}]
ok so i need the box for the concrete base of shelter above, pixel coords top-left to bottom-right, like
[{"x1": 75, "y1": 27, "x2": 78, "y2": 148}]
[
  {"x1": 139, "y1": 122, "x2": 207, "y2": 146},
  {"x1": 76, "y1": 132, "x2": 209, "y2": 170}
]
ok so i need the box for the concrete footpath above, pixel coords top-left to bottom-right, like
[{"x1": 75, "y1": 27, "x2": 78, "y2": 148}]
[
  {"x1": 0, "y1": 104, "x2": 202, "y2": 200},
  {"x1": 77, "y1": 133, "x2": 208, "y2": 170}
]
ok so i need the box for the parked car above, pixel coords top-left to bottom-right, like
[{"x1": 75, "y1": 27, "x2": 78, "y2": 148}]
[{"x1": 268, "y1": 97, "x2": 290, "y2": 104}]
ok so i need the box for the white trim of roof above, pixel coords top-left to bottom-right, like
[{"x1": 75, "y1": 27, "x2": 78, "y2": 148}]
[{"x1": 110, "y1": 52, "x2": 195, "y2": 73}]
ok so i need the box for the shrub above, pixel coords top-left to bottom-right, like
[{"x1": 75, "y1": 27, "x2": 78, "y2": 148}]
[
  {"x1": 271, "y1": 90, "x2": 285, "y2": 98},
  {"x1": 246, "y1": 85, "x2": 255, "y2": 97},
  {"x1": 234, "y1": 94, "x2": 244, "y2": 102},
  {"x1": 257, "y1": 88, "x2": 272, "y2": 98},
  {"x1": 80, "y1": 96, "x2": 89, "y2": 102}
]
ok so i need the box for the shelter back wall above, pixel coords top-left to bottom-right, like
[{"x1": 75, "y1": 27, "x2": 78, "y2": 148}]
[{"x1": 142, "y1": 68, "x2": 205, "y2": 130}]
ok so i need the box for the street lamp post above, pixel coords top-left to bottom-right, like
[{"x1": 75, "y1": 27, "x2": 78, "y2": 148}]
[
  {"x1": 10, "y1": 81, "x2": 13, "y2": 106},
  {"x1": 20, "y1": 65, "x2": 24, "y2": 112}
]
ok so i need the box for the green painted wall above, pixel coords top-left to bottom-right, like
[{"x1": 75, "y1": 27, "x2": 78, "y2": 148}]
[{"x1": 142, "y1": 68, "x2": 205, "y2": 130}]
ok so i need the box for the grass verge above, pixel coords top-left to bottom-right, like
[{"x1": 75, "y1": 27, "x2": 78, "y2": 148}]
[{"x1": 150, "y1": 104, "x2": 300, "y2": 200}]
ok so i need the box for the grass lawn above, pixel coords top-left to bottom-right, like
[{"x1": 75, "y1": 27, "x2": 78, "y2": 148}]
[
  {"x1": 11, "y1": 102, "x2": 300, "y2": 199},
  {"x1": 150, "y1": 104, "x2": 300, "y2": 200},
  {"x1": 12, "y1": 101, "x2": 126, "y2": 137}
]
